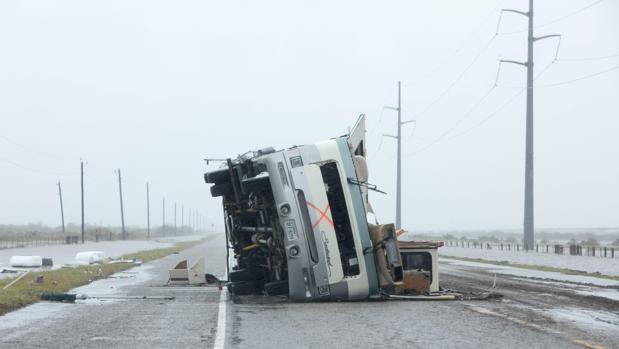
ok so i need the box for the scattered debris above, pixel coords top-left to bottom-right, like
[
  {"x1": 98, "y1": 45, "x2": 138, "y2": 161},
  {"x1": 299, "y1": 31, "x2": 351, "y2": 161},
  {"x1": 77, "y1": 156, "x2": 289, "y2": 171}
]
[
  {"x1": 9, "y1": 256, "x2": 43, "y2": 268},
  {"x1": 2, "y1": 271, "x2": 30, "y2": 290},
  {"x1": 40, "y1": 292, "x2": 77, "y2": 303},
  {"x1": 75, "y1": 251, "x2": 106, "y2": 264},
  {"x1": 168, "y1": 258, "x2": 206, "y2": 285},
  {"x1": 107, "y1": 259, "x2": 143, "y2": 266},
  {"x1": 40, "y1": 292, "x2": 175, "y2": 303},
  {"x1": 42, "y1": 258, "x2": 53, "y2": 267},
  {"x1": 381, "y1": 292, "x2": 458, "y2": 301},
  {"x1": 0, "y1": 268, "x2": 20, "y2": 274}
]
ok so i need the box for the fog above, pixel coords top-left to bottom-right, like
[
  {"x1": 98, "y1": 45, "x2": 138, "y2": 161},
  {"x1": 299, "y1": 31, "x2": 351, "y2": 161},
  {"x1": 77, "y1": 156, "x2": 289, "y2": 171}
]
[{"x1": 1, "y1": 0, "x2": 618, "y2": 231}]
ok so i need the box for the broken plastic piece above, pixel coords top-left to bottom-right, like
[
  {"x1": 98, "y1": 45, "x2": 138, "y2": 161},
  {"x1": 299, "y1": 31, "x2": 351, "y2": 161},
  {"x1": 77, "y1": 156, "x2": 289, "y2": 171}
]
[{"x1": 9, "y1": 256, "x2": 43, "y2": 267}]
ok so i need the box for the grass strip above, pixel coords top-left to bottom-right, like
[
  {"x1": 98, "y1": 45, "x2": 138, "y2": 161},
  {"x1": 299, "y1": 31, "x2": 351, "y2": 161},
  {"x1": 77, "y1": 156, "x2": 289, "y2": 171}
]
[
  {"x1": 440, "y1": 255, "x2": 619, "y2": 282},
  {"x1": 0, "y1": 239, "x2": 204, "y2": 316}
]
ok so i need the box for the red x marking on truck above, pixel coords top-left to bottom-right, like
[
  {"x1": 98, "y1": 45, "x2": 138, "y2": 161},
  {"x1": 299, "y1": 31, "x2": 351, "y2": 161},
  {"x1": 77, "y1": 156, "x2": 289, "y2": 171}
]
[{"x1": 306, "y1": 201, "x2": 334, "y2": 229}]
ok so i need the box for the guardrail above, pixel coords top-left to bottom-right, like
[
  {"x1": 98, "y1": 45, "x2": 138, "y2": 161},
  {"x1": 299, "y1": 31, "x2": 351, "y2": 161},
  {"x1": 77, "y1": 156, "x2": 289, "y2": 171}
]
[
  {"x1": 444, "y1": 241, "x2": 615, "y2": 258},
  {"x1": 0, "y1": 238, "x2": 67, "y2": 250}
]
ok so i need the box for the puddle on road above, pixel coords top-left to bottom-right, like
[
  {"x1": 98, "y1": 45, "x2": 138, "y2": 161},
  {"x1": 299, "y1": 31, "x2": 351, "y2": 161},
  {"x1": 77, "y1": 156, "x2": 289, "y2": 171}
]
[
  {"x1": 546, "y1": 307, "x2": 619, "y2": 332},
  {"x1": 442, "y1": 258, "x2": 619, "y2": 287},
  {"x1": 0, "y1": 263, "x2": 158, "y2": 337}
]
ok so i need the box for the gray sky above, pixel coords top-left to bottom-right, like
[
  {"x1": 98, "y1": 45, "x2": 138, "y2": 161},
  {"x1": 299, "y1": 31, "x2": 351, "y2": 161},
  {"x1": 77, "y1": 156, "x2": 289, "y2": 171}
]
[{"x1": 1, "y1": 0, "x2": 618, "y2": 231}]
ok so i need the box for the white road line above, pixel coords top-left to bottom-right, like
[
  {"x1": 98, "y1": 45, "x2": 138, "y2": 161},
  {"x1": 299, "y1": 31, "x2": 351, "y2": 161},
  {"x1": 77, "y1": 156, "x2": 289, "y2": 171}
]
[
  {"x1": 214, "y1": 264, "x2": 229, "y2": 349},
  {"x1": 213, "y1": 288, "x2": 228, "y2": 349}
]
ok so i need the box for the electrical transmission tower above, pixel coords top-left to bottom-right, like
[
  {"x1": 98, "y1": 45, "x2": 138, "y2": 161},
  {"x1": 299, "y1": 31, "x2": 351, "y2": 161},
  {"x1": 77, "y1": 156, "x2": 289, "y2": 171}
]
[
  {"x1": 497, "y1": 0, "x2": 560, "y2": 250},
  {"x1": 383, "y1": 81, "x2": 415, "y2": 229}
]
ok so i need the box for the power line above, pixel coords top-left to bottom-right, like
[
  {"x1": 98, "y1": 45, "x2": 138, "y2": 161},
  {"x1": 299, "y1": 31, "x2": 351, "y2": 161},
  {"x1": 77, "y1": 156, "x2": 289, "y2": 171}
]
[
  {"x1": 406, "y1": 85, "x2": 497, "y2": 157},
  {"x1": 498, "y1": 64, "x2": 619, "y2": 88},
  {"x1": 407, "y1": 61, "x2": 556, "y2": 157},
  {"x1": 536, "y1": 64, "x2": 619, "y2": 87},
  {"x1": 0, "y1": 134, "x2": 76, "y2": 160},
  {"x1": 0, "y1": 157, "x2": 77, "y2": 176},
  {"x1": 414, "y1": 34, "x2": 497, "y2": 119},
  {"x1": 536, "y1": 0, "x2": 604, "y2": 29},
  {"x1": 444, "y1": 60, "x2": 555, "y2": 141},
  {"x1": 558, "y1": 53, "x2": 619, "y2": 62},
  {"x1": 497, "y1": 0, "x2": 605, "y2": 35},
  {"x1": 420, "y1": 0, "x2": 505, "y2": 81},
  {"x1": 443, "y1": 89, "x2": 525, "y2": 142}
]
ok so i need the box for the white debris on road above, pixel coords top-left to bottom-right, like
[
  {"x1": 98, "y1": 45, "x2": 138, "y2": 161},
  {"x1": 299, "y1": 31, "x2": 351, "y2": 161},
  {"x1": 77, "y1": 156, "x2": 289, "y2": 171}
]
[
  {"x1": 74, "y1": 251, "x2": 107, "y2": 265},
  {"x1": 0, "y1": 235, "x2": 204, "y2": 272},
  {"x1": 9, "y1": 255, "x2": 43, "y2": 267}
]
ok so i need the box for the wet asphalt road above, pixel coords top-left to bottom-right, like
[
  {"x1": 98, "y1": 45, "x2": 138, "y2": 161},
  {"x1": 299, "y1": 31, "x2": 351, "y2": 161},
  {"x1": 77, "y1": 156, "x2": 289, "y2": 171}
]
[{"x1": 0, "y1": 234, "x2": 613, "y2": 348}]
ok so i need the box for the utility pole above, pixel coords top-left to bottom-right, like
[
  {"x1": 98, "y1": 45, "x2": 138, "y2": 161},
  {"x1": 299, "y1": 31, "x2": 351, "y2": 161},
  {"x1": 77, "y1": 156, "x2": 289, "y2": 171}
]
[
  {"x1": 181, "y1": 205, "x2": 184, "y2": 233},
  {"x1": 188, "y1": 208, "x2": 192, "y2": 232},
  {"x1": 117, "y1": 169, "x2": 126, "y2": 240},
  {"x1": 57, "y1": 181, "x2": 65, "y2": 233},
  {"x1": 383, "y1": 81, "x2": 415, "y2": 229},
  {"x1": 498, "y1": 0, "x2": 560, "y2": 251},
  {"x1": 162, "y1": 197, "x2": 166, "y2": 236},
  {"x1": 80, "y1": 160, "x2": 85, "y2": 244},
  {"x1": 174, "y1": 202, "x2": 177, "y2": 235},
  {"x1": 146, "y1": 182, "x2": 150, "y2": 239}
]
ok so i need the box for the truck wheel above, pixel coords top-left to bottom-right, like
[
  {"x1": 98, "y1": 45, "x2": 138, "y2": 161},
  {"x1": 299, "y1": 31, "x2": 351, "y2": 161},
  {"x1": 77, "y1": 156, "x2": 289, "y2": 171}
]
[
  {"x1": 229, "y1": 268, "x2": 264, "y2": 282},
  {"x1": 228, "y1": 281, "x2": 262, "y2": 295},
  {"x1": 264, "y1": 280, "x2": 289, "y2": 296},
  {"x1": 204, "y1": 168, "x2": 230, "y2": 184},
  {"x1": 210, "y1": 182, "x2": 232, "y2": 197}
]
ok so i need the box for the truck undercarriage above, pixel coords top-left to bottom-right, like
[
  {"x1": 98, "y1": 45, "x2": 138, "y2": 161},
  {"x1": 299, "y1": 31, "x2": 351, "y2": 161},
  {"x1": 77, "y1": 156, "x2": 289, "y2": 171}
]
[{"x1": 204, "y1": 116, "x2": 448, "y2": 301}]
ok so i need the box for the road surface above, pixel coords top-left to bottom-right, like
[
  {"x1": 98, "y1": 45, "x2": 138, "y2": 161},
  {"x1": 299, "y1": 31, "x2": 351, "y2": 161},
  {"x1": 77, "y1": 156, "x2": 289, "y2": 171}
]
[{"x1": 0, "y1": 234, "x2": 616, "y2": 348}]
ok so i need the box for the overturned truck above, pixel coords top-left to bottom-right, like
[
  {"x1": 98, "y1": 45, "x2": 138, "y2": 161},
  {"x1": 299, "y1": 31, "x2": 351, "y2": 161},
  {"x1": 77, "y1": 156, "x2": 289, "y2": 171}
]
[{"x1": 204, "y1": 116, "x2": 443, "y2": 301}]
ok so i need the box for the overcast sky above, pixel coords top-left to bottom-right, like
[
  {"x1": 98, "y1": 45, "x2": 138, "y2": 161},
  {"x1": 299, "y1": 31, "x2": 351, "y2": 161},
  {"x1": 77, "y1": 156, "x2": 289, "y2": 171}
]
[{"x1": 1, "y1": 0, "x2": 618, "y2": 231}]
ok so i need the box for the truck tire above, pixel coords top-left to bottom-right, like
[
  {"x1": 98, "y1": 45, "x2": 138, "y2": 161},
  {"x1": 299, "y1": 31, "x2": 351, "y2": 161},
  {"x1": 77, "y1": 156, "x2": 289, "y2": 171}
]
[
  {"x1": 204, "y1": 168, "x2": 230, "y2": 184},
  {"x1": 264, "y1": 280, "x2": 289, "y2": 296},
  {"x1": 210, "y1": 182, "x2": 233, "y2": 197},
  {"x1": 228, "y1": 281, "x2": 262, "y2": 295},
  {"x1": 229, "y1": 268, "x2": 265, "y2": 282}
]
